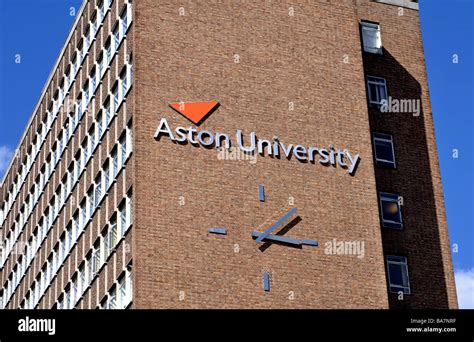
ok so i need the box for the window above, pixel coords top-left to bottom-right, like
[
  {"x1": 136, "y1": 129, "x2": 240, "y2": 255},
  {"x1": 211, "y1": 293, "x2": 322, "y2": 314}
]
[
  {"x1": 367, "y1": 76, "x2": 387, "y2": 108},
  {"x1": 361, "y1": 21, "x2": 382, "y2": 54},
  {"x1": 91, "y1": 12, "x2": 97, "y2": 34},
  {"x1": 60, "y1": 235, "x2": 66, "y2": 262},
  {"x1": 71, "y1": 275, "x2": 78, "y2": 305},
  {"x1": 99, "y1": 0, "x2": 105, "y2": 19},
  {"x1": 119, "y1": 202, "x2": 126, "y2": 236},
  {"x1": 112, "y1": 147, "x2": 118, "y2": 177},
  {"x1": 121, "y1": 7, "x2": 128, "y2": 35},
  {"x1": 75, "y1": 153, "x2": 82, "y2": 182},
  {"x1": 66, "y1": 224, "x2": 73, "y2": 252},
  {"x1": 121, "y1": 68, "x2": 127, "y2": 98},
  {"x1": 109, "y1": 215, "x2": 118, "y2": 253},
  {"x1": 79, "y1": 263, "x2": 86, "y2": 296},
  {"x1": 89, "y1": 125, "x2": 96, "y2": 151},
  {"x1": 95, "y1": 174, "x2": 102, "y2": 206},
  {"x1": 105, "y1": 39, "x2": 111, "y2": 64},
  {"x1": 73, "y1": 212, "x2": 79, "y2": 236},
  {"x1": 373, "y1": 132, "x2": 396, "y2": 168},
  {"x1": 84, "y1": 81, "x2": 90, "y2": 105},
  {"x1": 85, "y1": 27, "x2": 91, "y2": 48},
  {"x1": 108, "y1": 286, "x2": 117, "y2": 309},
  {"x1": 379, "y1": 192, "x2": 403, "y2": 229},
  {"x1": 88, "y1": 187, "x2": 95, "y2": 216},
  {"x1": 104, "y1": 161, "x2": 110, "y2": 190},
  {"x1": 120, "y1": 134, "x2": 127, "y2": 165},
  {"x1": 77, "y1": 94, "x2": 83, "y2": 118},
  {"x1": 104, "y1": 98, "x2": 111, "y2": 124},
  {"x1": 83, "y1": 138, "x2": 89, "y2": 162},
  {"x1": 113, "y1": 25, "x2": 120, "y2": 51},
  {"x1": 118, "y1": 273, "x2": 127, "y2": 308},
  {"x1": 386, "y1": 255, "x2": 410, "y2": 294},
  {"x1": 113, "y1": 84, "x2": 119, "y2": 112},
  {"x1": 80, "y1": 200, "x2": 87, "y2": 230},
  {"x1": 78, "y1": 39, "x2": 84, "y2": 61},
  {"x1": 91, "y1": 68, "x2": 97, "y2": 93},
  {"x1": 97, "y1": 111, "x2": 103, "y2": 138},
  {"x1": 92, "y1": 240, "x2": 101, "y2": 277},
  {"x1": 98, "y1": 53, "x2": 104, "y2": 77}
]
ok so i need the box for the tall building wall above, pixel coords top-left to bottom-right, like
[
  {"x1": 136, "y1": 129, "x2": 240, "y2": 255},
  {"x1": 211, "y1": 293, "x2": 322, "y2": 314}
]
[
  {"x1": 0, "y1": 0, "x2": 457, "y2": 310},
  {"x1": 356, "y1": 0, "x2": 458, "y2": 308},
  {"x1": 132, "y1": 0, "x2": 389, "y2": 308}
]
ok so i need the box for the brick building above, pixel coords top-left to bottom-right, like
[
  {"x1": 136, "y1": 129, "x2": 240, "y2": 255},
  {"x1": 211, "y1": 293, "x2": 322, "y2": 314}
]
[{"x1": 0, "y1": 0, "x2": 457, "y2": 309}]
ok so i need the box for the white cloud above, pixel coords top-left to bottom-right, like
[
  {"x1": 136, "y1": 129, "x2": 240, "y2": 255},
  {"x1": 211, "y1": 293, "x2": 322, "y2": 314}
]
[
  {"x1": 455, "y1": 268, "x2": 474, "y2": 309},
  {"x1": 0, "y1": 145, "x2": 14, "y2": 179}
]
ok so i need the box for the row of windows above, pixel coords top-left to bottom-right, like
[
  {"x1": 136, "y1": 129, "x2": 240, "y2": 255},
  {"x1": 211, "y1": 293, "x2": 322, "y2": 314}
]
[
  {"x1": 0, "y1": 0, "x2": 122, "y2": 228},
  {"x1": 0, "y1": 59, "x2": 132, "y2": 269},
  {"x1": 54, "y1": 204, "x2": 133, "y2": 310},
  {"x1": 362, "y1": 21, "x2": 411, "y2": 295},
  {"x1": 21, "y1": 193, "x2": 131, "y2": 310},
  {"x1": 0, "y1": 123, "x2": 132, "y2": 309},
  {"x1": 0, "y1": 0, "x2": 133, "y2": 254},
  {"x1": 98, "y1": 264, "x2": 133, "y2": 310}
]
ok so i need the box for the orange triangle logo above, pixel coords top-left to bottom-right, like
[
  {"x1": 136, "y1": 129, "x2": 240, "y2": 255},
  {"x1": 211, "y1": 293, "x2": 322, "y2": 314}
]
[{"x1": 169, "y1": 101, "x2": 220, "y2": 125}]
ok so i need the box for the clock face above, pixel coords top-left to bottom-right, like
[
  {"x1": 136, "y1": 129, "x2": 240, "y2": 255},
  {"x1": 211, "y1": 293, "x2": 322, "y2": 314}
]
[{"x1": 207, "y1": 184, "x2": 318, "y2": 292}]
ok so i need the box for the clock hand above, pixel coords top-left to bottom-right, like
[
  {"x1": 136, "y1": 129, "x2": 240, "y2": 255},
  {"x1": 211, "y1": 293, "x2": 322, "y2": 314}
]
[
  {"x1": 255, "y1": 207, "x2": 297, "y2": 243},
  {"x1": 251, "y1": 231, "x2": 302, "y2": 245}
]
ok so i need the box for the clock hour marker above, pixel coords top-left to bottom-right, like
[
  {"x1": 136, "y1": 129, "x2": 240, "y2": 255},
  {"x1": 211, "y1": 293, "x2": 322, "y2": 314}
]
[
  {"x1": 208, "y1": 227, "x2": 227, "y2": 235},
  {"x1": 263, "y1": 272, "x2": 270, "y2": 292},
  {"x1": 259, "y1": 184, "x2": 265, "y2": 202}
]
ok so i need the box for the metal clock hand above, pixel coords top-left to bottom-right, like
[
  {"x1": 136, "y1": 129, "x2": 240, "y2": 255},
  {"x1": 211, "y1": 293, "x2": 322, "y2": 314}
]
[{"x1": 255, "y1": 207, "x2": 297, "y2": 243}]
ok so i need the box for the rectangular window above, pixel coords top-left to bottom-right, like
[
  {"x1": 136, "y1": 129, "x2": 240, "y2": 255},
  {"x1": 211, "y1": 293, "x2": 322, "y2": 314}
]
[
  {"x1": 105, "y1": 98, "x2": 111, "y2": 124},
  {"x1": 83, "y1": 138, "x2": 89, "y2": 162},
  {"x1": 380, "y1": 192, "x2": 403, "y2": 230},
  {"x1": 104, "y1": 161, "x2": 110, "y2": 190},
  {"x1": 92, "y1": 241, "x2": 101, "y2": 277},
  {"x1": 95, "y1": 174, "x2": 102, "y2": 206},
  {"x1": 367, "y1": 76, "x2": 388, "y2": 108},
  {"x1": 66, "y1": 224, "x2": 73, "y2": 252},
  {"x1": 109, "y1": 286, "x2": 117, "y2": 309},
  {"x1": 97, "y1": 112, "x2": 103, "y2": 138},
  {"x1": 386, "y1": 255, "x2": 410, "y2": 294},
  {"x1": 119, "y1": 202, "x2": 126, "y2": 236},
  {"x1": 112, "y1": 147, "x2": 118, "y2": 177},
  {"x1": 98, "y1": 53, "x2": 104, "y2": 78},
  {"x1": 75, "y1": 154, "x2": 82, "y2": 182},
  {"x1": 361, "y1": 21, "x2": 382, "y2": 54},
  {"x1": 60, "y1": 235, "x2": 66, "y2": 262},
  {"x1": 121, "y1": 7, "x2": 128, "y2": 35},
  {"x1": 91, "y1": 69, "x2": 97, "y2": 93},
  {"x1": 77, "y1": 94, "x2": 83, "y2": 118},
  {"x1": 73, "y1": 212, "x2": 79, "y2": 237},
  {"x1": 90, "y1": 125, "x2": 96, "y2": 151},
  {"x1": 88, "y1": 187, "x2": 95, "y2": 216},
  {"x1": 84, "y1": 81, "x2": 90, "y2": 106},
  {"x1": 113, "y1": 84, "x2": 119, "y2": 112},
  {"x1": 113, "y1": 25, "x2": 120, "y2": 51},
  {"x1": 78, "y1": 40, "x2": 84, "y2": 61},
  {"x1": 105, "y1": 40, "x2": 111, "y2": 64},
  {"x1": 373, "y1": 132, "x2": 396, "y2": 168},
  {"x1": 120, "y1": 134, "x2": 127, "y2": 165},
  {"x1": 109, "y1": 215, "x2": 118, "y2": 251},
  {"x1": 81, "y1": 200, "x2": 87, "y2": 230},
  {"x1": 92, "y1": 12, "x2": 97, "y2": 34},
  {"x1": 121, "y1": 68, "x2": 127, "y2": 98}
]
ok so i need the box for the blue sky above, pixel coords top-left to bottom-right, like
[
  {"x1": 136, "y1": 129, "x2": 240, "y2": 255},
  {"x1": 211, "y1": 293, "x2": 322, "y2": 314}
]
[{"x1": 0, "y1": 0, "x2": 472, "y2": 307}]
